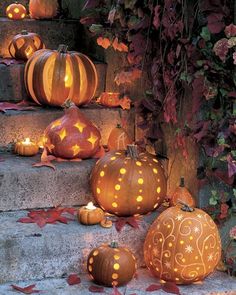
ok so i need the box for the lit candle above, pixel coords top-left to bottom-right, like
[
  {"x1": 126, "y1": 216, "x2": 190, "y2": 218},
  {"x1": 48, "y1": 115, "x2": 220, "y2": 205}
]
[
  {"x1": 78, "y1": 202, "x2": 105, "y2": 225},
  {"x1": 86, "y1": 202, "x2": 97, "y2": 210},
  {"x1": 14, "y1": 138, "x2": 39, "y2": 156}
]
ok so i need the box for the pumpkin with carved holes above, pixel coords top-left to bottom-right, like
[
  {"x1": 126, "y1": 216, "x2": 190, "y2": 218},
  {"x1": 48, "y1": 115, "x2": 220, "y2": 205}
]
[
  {"x1": 144, "y1": 204, "x2": 221, "y2": 284},
  {"x1": 170, "y1": 177, "x2": 196, "y2": 207},
  {"x1": 87, "y1": 242, "x2": 137, "y2": 287},
  {"x1": 107, "y1": 124, "x2": 132, "y2": 151},
  {"x1": 29, "y1": 0, "x2": 58, "y2": 19},
  {"x1": 24, "y1": 44, "x2": 98, "y2": 106},
  {"x1": 43, "y1": 104, "x2": 101, "y2": 159},
  {"x1": 91, "y1": 144, "x2": 167, "y2": 216},
  {"x1": 6, "y1": 2, "x2": 27, "y2": 20}
]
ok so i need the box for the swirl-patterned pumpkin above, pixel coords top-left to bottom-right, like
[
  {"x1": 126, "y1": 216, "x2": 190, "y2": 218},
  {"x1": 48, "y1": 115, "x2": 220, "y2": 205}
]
[{"x1": 144, "y1": 205, "x2": 221, "y2": 284}]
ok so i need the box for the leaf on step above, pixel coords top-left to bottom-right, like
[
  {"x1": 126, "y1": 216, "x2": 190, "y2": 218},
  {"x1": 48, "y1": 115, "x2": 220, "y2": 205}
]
[
  {"x1": 0, "y1": 58, "x2": 24, "y2": 66},
  {"x1": 88, "y1": 285, "x2": 105, "y2": 293},
  {"x1": 32, "y1": 148, "x2": 56, "y2": 170},
  {"x1": 161, "y1": 282, "x2": 180, "y2": 294},
  {"x1": 145, "y1": 284, "x2": 162, "y2": 291},
  {"x1": 67, "y1": 274, "x2": 81, "y2": 285},
  {"x1": 0, "y1": 101, "x2": 36, "y2": 113},
  {"x1": 32, "y1": 161, "x2": 56, "y2": 170},
  {"x1": 11, "y1": 284, "x2": 40, "y2": 294},
  {"x1": 115, "y1": 216, "x2": 140, "y2": 232},
  {"x1": 111, "y1": 286, "x2": 123, "y2": 295}
]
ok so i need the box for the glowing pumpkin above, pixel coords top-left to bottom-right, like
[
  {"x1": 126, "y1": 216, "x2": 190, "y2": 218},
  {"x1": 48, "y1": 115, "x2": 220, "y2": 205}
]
[
  {"x1": 24, "y1": 44, "x2": 98, "y2": 106},
  {"x1": 144, "y1": 204, "x2": 221, "y2": 284},
  {"x1": 6, "y1": 2, "x2": 27, "y2": 20},
  {"x1": 9, "y1": 30, "x2": 45, "y2": 61},
  {"x1": 107, "y1": 124, "x2": 132, "y2": 151},
  {"x1": 43, "y1": 104, "x2": 101, "y2": 159},
  {"x1": 29, "y1": 0, "x2": 58, "y2": 19},
  {"x1": 87, "y1": 242, "x2": 137, "y2": 286},
  {"x1": 91, "y1": 144, "x2": 167, "y2": 216},
  {"x1": 170, "y1": 177, "x2": 196, "y2": 207}
]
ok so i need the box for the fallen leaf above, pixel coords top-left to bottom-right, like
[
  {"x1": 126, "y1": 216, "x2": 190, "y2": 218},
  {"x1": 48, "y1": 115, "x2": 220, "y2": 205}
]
[
  {"x1": 32, "y1": 148, "x2": 56, "y2": 170},
  {"x1": 11, "y1": 284, "x2": 40, "y2": 294},
  {"x1": 146, "y1": 284, "x2": 162, "y2": 291},
  {"x1": 67, "y1": 274, "x2": 81, "y2": 285},
  {"x1": 0, "y1": 58, "x2": 24, "y2": 66},
  {"x1": 111, "y1": 286, "x2": 123, "y2": 295},
  {"x1": 115, "y1": 216, "x2": 140, "y2": 232},
  {"x1": 162, "y1": 282, "x2": 180, "y2": 294},
  {"x1": 88, "y1": 285, "x2": 105, "y2": 293},
  {"x1": 32, "y1": 161, "x2": 56, "y2": 170},
  {"x1": 0, "y1": 101, "x2": 36, "y2": 113}
]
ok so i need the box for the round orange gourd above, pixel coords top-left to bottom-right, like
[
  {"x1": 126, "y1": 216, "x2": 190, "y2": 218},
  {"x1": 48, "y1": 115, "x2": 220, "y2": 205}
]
[
  {"x1": 29, "y1": 0, "x2": 58, "y2": 19},
  {"x1": 107, "y1": 124, "x2": 132, "y2": 151},
  {"x1": 9, "y1": 30, "x2": 45, "y2": 60},
  {"x1": 43, "y1": 104, "x2": 101, "y2": 159},
  {"x1": 170, "y1": 177, "x2": 196, "y2": 207},
  {"x1": 144, "y1": 204, "x2": 221, "y2": 284},
  {"x1": 87, "y1": 242, "x2": 137, "y2": 286},
  {"x1": 6, "y1": 2, "x2": 27, "y2": 20},
  {"x1": 91, "y1": 144, "x2": 167, "y2": 216},
  {"x1": 78, "y1": 205, "x2": 104, "y2": 225},
  {"x1": 24, "y1": 44, "x2": 98, "y2": 106}
]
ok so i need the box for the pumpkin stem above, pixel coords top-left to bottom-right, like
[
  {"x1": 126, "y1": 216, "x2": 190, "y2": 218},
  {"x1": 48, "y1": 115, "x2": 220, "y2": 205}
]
[
  {"x1": 62, "y1": 99, "x2": 74, "y2": 109},
  {"x1": 116, "y1": 124, "x2": 122, "y2": 128},
  {"x1": 58, "y1": 44, "x2": 68, "y2": 53},
  {"x1": 179, "y1": 201, "x2": 194, "y2": 212},
  {"x1": 110, "y1": 241, "x2": 118, "y2": 248},
  {"x1": 126, "y1": 144, "x2": 139, "y2": 159},
  {"x1": 21, "y1": 30, "x2": 28, "y2": 35},
  {"x1": 180, "y1": 176, "x2": 185, "y2": 187}
]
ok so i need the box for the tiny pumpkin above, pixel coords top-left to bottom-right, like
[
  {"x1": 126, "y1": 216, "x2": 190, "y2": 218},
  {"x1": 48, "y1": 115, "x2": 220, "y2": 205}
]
[
  {"x1": 91, "y1": 144, "x2": 167, "y2": 216},
  {"x1": 107, "y1": 124, "x2": 132, "y2": 151},
  {"x1": 87, "y1": 242, "x2": 137, "y2": 286},
  {"x1": 6, "y1": 2, "x2": 27, "y2": 20},
  {"x1": 144, "y1": 204, "x2": 221, "y2": 284},
  {"x1": 170, "y1": 177, "x2": 196, "y2": 207},
  {"x1": 97, "y1": 93, "x2": 131, "y2": 110},
  {"x1": 78, "y1": 202, "x2": 104, "y2": 225},
  {"x1": 14, "y1": 138, "x2": 39, "y2": 156},
  {"x1": 29, "y1": 0, "x2": 58, "y2": 19},
  {"x1": 9, "y1": 30, "x2": 45, "y2": 60}
]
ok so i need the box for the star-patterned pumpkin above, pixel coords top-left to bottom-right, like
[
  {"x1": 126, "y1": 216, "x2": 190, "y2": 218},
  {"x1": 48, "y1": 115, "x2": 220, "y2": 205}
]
[
  {"x1": 90, "y1": 144, "x2": 167, "y2": 216},
  {"x1": 144, "y1": 204, "x2": 221, "y2": 284},
  {"x1": 43, "y1": 104, "x2": 101, "y2": 159},
  {"x1": 6, "y1": 2, "x2": 27, "y2": 20}
]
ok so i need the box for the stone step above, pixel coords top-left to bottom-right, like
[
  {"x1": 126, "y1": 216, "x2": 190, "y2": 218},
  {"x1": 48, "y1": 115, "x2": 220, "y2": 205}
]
[
  {"x1": 0, "y1": 62, "x2": 107, "y2": 102},
  {"x1": 0, "y1": 210, "x2": 157, "y2": 283},
  {"x1": 0, "y1": 269, "x2": 234, "y2": 295}
]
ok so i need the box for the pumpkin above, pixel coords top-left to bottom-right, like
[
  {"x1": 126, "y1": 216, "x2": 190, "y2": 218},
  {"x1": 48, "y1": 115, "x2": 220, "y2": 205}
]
[
  {"x1": 14, "y1": 138, "x2": 39, "y2": 156},
  {"x1": 6, "y1": 2, "x2": 27, "y2": 20},
  {"x1": 97, "y1": 92, "x2": 131, "y2": 110},
  {"x1": 24, "y1": 44, "x2": 98, "y2": 107},
  {"x1": 43, "y1": 103, "x2": 101, "y2": 159},
  {"x1": 29, "y1": 0, "x2": 58, "y2": 19},
  {"x1": 144, "y1": 204, "x2": 221, "y2": 284},
  {"x1": 87, "y1": 242, "x2": 137, "y2": 286},
  {"x1": 90, "y1": 144, "x2": 167, "y2": 216},
  {"x1": 9, "y1": 30, "x2": 45, "y2": 61},
  {"x1": 78, "y1": 202, "x2": 104, "y2": 225},
  {"x1": 170, "y1": 177, "x2": 196, "y2": 207},
  {"x1": 107, "y1": 124, "x2": 132, "y2": 151}
]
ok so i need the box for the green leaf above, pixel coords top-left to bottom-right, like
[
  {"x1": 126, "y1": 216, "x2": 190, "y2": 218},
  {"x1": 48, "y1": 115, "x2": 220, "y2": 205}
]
[
  {"x1": 89, "y1": 24, "x2": 103, "y2": 34},
  {"x1": 218, "y1": 137, "x2": 225, "y2": 145},
  {"x1": 209, "y1": 197, "x2": 218, "y2": 205},
  {"x1": 200, "y1": 27, "x2": 211, "y2": 41}
]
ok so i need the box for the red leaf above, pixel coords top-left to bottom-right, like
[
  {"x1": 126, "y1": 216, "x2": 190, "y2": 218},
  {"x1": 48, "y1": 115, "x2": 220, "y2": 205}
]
[
  {"x1": 0, "y1": 58, "x2": 24, "y2": 66},
  {"x1": 17, "y1": 217, "x2": 34, "y2": 224},
  {"x1": 11, "y1": 284, "x2": 40, "y2": 294},
  {"x1": 89, "y1": 285, "x2": 105, "y2": 293},
  {"x1": 153, "y1": 5, "x2": 161, "y2": 30},
  {"x1": 146, "y1": 284, "x2": 162, "y2": 291},
  {"x1": 115, "y1": 218, "x2": 127, "y2": 232},
  {"x1": 0, "y1": 101, "x2": 36, "y2": 113},
  {"x1": 111, "y1": 286, "x2": 123, "y2": 295},
  {"x1": 67, "y1": 274, "x2": 81, "y2": 285},
  {"x1": 32, "y1": 161, "x2": 56, "y2": 170},
  {"x1": 127, "y1": 217, "x2": 140, "y2": 229},
  {"x1": 207, "y1": 13, "x2": 225, "y2": 34},
  {"x1": 115, "y1": 216, "x2": 140, "y2": 232},
  {"x1": 162, "y1": 282, "x2": 180, "y2": 294}
]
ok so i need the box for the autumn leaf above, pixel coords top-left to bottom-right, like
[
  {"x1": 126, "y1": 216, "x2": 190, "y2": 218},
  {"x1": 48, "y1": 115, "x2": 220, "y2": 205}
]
[
  {"x1": 11, "y1": 284, "x2": 40, "y2": 294},
  {"x1": 97, "y1": 37, "x2": 111, "y2": 49},
  {"x1": 88, "y1": 285, "x2": 105, "y2": 293},
  {"x1": 0, "y1": 58, "x2": 24, "y2": 66},
  {"x1": 162, "y1": 282, "x2": 180, "y2": 294},
  {"x1": 225, "y1": 24, "x2": 236, "y2": 37},
  {"x1": 111, "y1": 286, "x2": 123, "y2": 295},
  {"x1": 32, "y1": 149, "x2": 56, "y2": 170},
  {"x1": 207, "y1": 13, "x2": 225, "y2": 34},
  {"x1": 153, "y1": 5, "x2": 161, "y2": 30},
  {"x1": 112, "y1": 37, "x2": 128, "y2": 52},
  {"x1": 0, "y1": 101, "x2": 36, "y2": 113},
  {"x1": 145, "y1": 284, "x2": 162, "y2": 291},
  {"x1": 114, "y1": 69, "x2": 142, "y2": 85},
  {"x1": 115, "y1": 216, "x2": 140, "y2": 232},
  {"x1": 67, "y1": 274, "x2": 81, "y2": 285}
]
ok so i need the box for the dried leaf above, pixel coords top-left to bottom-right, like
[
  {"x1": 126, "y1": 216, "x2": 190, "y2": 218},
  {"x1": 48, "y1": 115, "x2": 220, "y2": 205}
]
[
  {"x1": 111, "y1": 286, "x2": 123, "y2": 295},
  {"x1": 115, "y1": 216, "x2": 139, "y2": 232},
  {"x1": 67, "y1": 274, "x2": 81, "y2": 285},
  {"x1": 112, "y1": 37, "x2": 128, "y2": 52},
  {"x1": 89, "y1": 285, "x2": 105, "y2": 293},
  {"x1": 11, "y1": 284, "x2": 40, "y2": 294},
  {"x1": 0, "y1": 101, "x2": 36, "y2": 113},
  {"x1": 153, "y1": 5, "x2": 161, "y2": 29},
  {"x1": 97, "y1": 37, "x2": 111, "y2": 49},
  {"x1": 32, "y1": 161, "x2": 56, "y2": 170},
  {"x1": 162, "y1": 282, "x2": 180, "y2": 294},
  {"x1": 0, "y1": 58, "x2": 24, "y2": 66},
  {"x1": 145, "y1": 284, "x2": 162, "y2": 291}
]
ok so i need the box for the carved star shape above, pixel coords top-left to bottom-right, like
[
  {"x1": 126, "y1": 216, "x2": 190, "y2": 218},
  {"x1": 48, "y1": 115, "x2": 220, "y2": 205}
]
[
  {"x1": 88, "y1": 132, "x2": 98, "y2": 148},
  {"x1": 51, "y1": 120, "x2": 62, "y2": 129},
  {"x1": 164, "y1": 261, "x2": 171, "y2": 269},
  {"x1": 185, "y1": 245, "x2": 193, "y2": 253},
  {"x1": 176, "y1": 214, "x2": 183, "y2": 221},
  {"x1": 71, "y1": 144, "x2": 82, "y2": 156},
  {"x1": 58, "y1": 128, "x2": 67, "y2": 141},
  {"x1": 74, "y1": 121, "x2": 86, "y2": 133},
  {"x1": 194, "y1": 226, "x2": 200, "y2": 233}
]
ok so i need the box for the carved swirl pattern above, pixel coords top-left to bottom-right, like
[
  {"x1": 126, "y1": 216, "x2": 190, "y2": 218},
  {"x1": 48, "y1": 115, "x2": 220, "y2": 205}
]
[{"x1": 144, "y1": 206, "x2": 221, "y2": 284}]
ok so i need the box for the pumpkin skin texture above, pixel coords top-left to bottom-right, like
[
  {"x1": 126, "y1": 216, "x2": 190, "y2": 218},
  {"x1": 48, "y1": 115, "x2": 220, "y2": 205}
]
[
  {"x1": 29, "y1": 0, "x2": 58, "y2": 19},
  {"x1": 14, "y1": 141, "x2": 39, "y2": 156},
  {"x1": 78, "y1": 206, "x2": 104, "y2": 225},
  {"x1": 9, "y1": 30, "x2": 45, "y2": 61},
  {"x1": 107, "y1": 124, "x2": 132, "y2": 151},
  {"x1": 144, "y1": 205, "x2": 221, "y2": 284},
  {"x1": 91, "y1": 145, "x2": 167, "y2": 216},
  {"x1": 87, "y1": 242, "x2": 137, "y2": 287},
  {"x1": 24, "y1": 45, "x2": 98, "y2": 106},
  {"x1": 43, "y1": 104, "x2": 101, "y2": 159},
  {"x1": 6, "y1": 3, "x2": 27, "y2": 20},
  {"x1": 170, "y1": 177, "x2": 196, "y2": 207}
]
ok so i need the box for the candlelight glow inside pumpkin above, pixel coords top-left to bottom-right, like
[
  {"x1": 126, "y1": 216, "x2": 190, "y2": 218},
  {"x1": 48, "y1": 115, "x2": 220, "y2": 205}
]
[{"x1": 6, "y1": 2, "x2": 27, "y2": 20}]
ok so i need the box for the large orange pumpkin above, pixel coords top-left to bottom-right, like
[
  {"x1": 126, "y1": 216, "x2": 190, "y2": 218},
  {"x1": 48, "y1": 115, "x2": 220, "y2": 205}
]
[
  {"x1": 29, "y1": 0, "x2": 58, "y2": 19},
  {"x1": 170, "y1": 177, "x2": 196, "y2": 207},
  {"x1": 9, "y1": 30, "x2": 45, "y2": 60},
  {"x1": 107, "y1": 124, "x2": 132, "y2": 151},
  {"x1": 90, "y1": 144, "x2": 167, "y2": 216},
  {"x1": 43, "y1": 104, "x2": 101, "y2": 159},
  {"x1": 6, "y1": 2, "x2": 27, "y2": 20},
  {"x1": 144, "y1": 204, "x2": 221, "y2": 284},
  {"x1": 24, "y1": 44, "x2": 98, "y2": 106}
]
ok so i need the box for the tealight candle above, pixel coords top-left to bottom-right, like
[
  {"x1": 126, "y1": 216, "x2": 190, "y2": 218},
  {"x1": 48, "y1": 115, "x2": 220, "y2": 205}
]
[
  {"x1": 78, "y1": 202, "x2": 105, "y2": 225},
  {"x1": 14, "y1": 138, "x2": 39, "y2": 156}
]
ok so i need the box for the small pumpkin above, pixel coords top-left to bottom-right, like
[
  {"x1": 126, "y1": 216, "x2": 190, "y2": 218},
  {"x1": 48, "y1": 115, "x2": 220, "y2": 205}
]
[
  {"x1": 170, "y1": 177, "x2": 196, "y2": 207},
  {"x1": 43, "y1": 103, "x2": 101, "y2": 159},
  {"x1": 9, "y1": 30, "x2": 45, "y2": 61},
  {"x1": 97, "y1": 92, "x2": 131, "y2": 110},
  {"x1": 87, "y1": 242, "x2": 137, "y2": 286},
  {"x1": 24, "y1": 44, "x2": 98, "y2": 107},
  {"x1": 78, "y1": 202, "x2": 104, "y2": 225},
  {"x1": 14, "y1": 138, "x2": 39, "y2": 156},
  {"x1": 107, "y1": 124, "x2": 132, "y2": 151},
  {"x1": 91, "y1": 144, "x2": 167, "y2": 216},
  {"x1": 6, "y1": 2, "x2": 27, "y2": 20},
  {"x1": 144, "y1": 204, "x2": 221, "y2": 284},
  {"x1": 29, "y1": 0, "x2": 58, "y2": 19}
]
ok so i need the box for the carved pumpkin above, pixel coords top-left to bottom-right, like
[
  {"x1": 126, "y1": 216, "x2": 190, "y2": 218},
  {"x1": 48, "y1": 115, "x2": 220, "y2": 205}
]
[
  {"x1": 107, "y1": 124, "x2": 132, "y2": 151},
  {"x1": 91, "y1": 144, "x2": 167, "y2": 216},
  {"x1": 9, "y1": 30, "x2": 45, "y2": 61},
  {"x1": 87, "y1": 242, "x2": 137, "y2": 286},
  {"x1": 43, "y1": 104, "x2": 101, "y2": 159},
  {"x1": 24, "y1": 45, "x2": 98, "y2": 106},
  {"x1": 6, "y1": 2, "x2": 27, "y2": 20},
  {"x1": 144, "y1": 204, "x2": 221, "y2": 284},
  {"x1": 29, "y1": 0, "x2": 58, "y2": 19},
  {"x1": 170, "y1": 177, "x2": 196, "y2": 207},
  {"x1": 78, "y1": 202, "x2": 104, "y2": 225}
]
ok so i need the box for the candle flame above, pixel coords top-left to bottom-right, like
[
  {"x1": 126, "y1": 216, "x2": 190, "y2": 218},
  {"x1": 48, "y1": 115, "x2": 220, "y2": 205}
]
[
  {"x1": 86, "y1": 202, "x2": 97, "y2": 210},
  {"x1": 22, "y1": 138, "x2": 31, "y2": 145}
]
